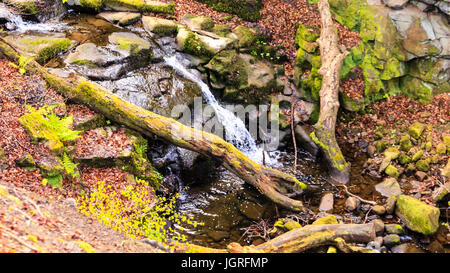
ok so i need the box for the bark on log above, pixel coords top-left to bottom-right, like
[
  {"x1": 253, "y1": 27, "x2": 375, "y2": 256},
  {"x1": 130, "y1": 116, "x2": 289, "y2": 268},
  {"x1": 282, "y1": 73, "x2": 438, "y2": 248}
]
[
  {"x1": 312, "y1": 0, "x2": 350, "y2": 183},
  {"x1": 173, "y1": 223, "x2": 376, "y2": 253},
  {"x1": 0, "y1": 38, "x2": 307, "y2": 211}
]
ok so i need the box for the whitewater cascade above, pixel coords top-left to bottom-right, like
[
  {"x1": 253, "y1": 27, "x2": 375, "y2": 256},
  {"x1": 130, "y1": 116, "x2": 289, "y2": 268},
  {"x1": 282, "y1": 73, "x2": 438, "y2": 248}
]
[{"x1": 164, "y1": 55, "x2": 278, "y2": 166}]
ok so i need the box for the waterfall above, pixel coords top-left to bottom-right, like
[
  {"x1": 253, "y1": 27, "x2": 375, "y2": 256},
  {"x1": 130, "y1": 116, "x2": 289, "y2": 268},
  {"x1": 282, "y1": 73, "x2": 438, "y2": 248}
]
[
  {"x1": 0, "y1": 3, "x2": 66, "y2": 33},
  {"x1": 164, "y1": 55, "x2": 278, "y2": 166}
]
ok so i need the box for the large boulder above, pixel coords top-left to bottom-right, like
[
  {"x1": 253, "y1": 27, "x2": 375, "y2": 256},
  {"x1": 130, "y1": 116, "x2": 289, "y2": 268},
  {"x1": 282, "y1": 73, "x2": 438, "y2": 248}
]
[
  {"x1": 205, "y1": 50, "x2": 278, "y2": 103},
  {"x1": 142, "y1": 16, "x2": 178, "y2": 36},
  {"x1": 395, "y1": 195, "x2": 440, "y2": 235},
  {"x1": 97, "y1": 11, "x2": 141, "y2": 26},
  {"x1": 176, "y1": 27, "x2": 235, "y2": 58}
]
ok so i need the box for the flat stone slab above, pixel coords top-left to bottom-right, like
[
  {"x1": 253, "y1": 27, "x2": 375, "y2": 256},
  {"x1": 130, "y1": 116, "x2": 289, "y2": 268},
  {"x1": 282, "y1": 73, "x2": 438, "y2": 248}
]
[
  {"x1": 375, "y1": 177, "x2": 403, "y2": 197},
  {"x1": 97, "y1": 11, "x2": 141, "y2": 26}
]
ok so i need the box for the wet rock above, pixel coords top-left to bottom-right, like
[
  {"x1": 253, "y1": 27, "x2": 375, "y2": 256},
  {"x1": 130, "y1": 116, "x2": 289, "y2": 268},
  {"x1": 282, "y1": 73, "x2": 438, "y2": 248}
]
[
  {"x1": 207, "y1": 230, "x2": 229, "y2": 242},
  {"x1": 238, "y1": 200, "x2": 264, "y2": 221},
  {"x1": 372, "y1": 205, "x2": 386, "y2": 215},
  {"x1": 385, "y1": 223, "x2": 405, "y2": 235},
  {"x1": 142, "y1": 16, "x2": 178, "y2": 36},
  {"x1": 375, "y1": 177, "x2": 403, "y2": 197},
  {"x1": 371, "y1": 219, "x2": 385, "y2": 235},
  {"x1": 366, "y1": 241, "x2": 381, "y2": 251},
  {"x1": 176, "y1": 27, "x2": 234, "y2": 58},
  {"x1": 97, "y1": 63, "x2": 201, "y2": 118},
  {"x1": 391, "y1": 243, "x2": 425, "y2": 253},
  {"x1": 4, "y1": 33, "x2": 74, "y2": 64},
  {"x1": 319, "y1": 193, "x2": 334, "y2": 213},
  {"x1": 181, "y1": 14, "x2": 215, "y2": 31},
  {"x1": 344, "y1": 196, "x2": 360, "y2": 212},
  {"x1": 97, "y1": 11, "x2": 141, "y2": 26},
  {"x1": 383, "y1": 234, "x2": 401, "y2": 246},
  {"x1": 385, "y1": 194, "x2": 398, "y2": 214},
  {"x1": 395, "y1": 195, "x2": 440, "y2": 235}
]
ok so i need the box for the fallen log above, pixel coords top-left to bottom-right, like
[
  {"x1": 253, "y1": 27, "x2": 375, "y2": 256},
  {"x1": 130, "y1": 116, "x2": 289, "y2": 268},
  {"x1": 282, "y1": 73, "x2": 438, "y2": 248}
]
[
  {"x1": 0, "y1": 38, "x2": 306, "y2": 211},
  {"x1": 312, "y1": 0, "x2": 351, "y2": 183},
  {"x1": 173, "y1": 223, "x2": 376, "y2": 253}
]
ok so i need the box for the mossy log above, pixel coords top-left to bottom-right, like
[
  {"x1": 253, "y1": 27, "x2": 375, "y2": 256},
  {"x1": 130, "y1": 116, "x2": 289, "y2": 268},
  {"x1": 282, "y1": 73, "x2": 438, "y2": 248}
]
[
  {"x1": 312, "y1": 0, "x2": 350, "y2": 183},
  {"x1": 174, "y1": 223, "x2": 376, "y2": 253},
  {"x1": 0, "y1": 38, "x2": 306, "y2": 211}
]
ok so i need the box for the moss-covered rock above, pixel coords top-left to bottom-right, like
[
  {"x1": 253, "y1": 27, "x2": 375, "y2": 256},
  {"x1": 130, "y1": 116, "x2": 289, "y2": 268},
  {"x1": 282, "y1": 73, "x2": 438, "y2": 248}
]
[
  {"x1": 233, "y1": 25, "x2": 261, "y2": 48},
  {"x1": 384, "y1": 147, "x2": 400, "y2": 160},
  {"x1": 399, "y1": 135, "x2": 412, "y2": 152},
  {"x1": 408, "y1": 122, "x2": 425, "y2": 139},
  {"x1": 181, "y1": 14, "x2": 215, "y2": 31},
  {"x1": 436, "y1": 142, "x2": 446, "y2": 154},
  {"x1": 142, "y1": 16, "x2": 178, "y2": 36},
  {"x1": 411, "y1": 149, "x2": 423, "y2": 162},
  {"x1": 398, "y1": 154, "x2": 411, "y2": 165},
  {"x1": 4, "y1": 34, "x2": 74, "y2": 65},
  {"x1": 97, "y1": 11, "x2": 141, "y2": 26},
  {"x1": 195, "y1": 0, "x2": 262, "y2": 22},
  {"x1": 103, "y1": 0, "x2": 175, "y2": 14},
  {"x1": 376, "y1": 140, "x2": 388, "y2": 153},
  {"x1": 416, "y1": 159, "x2": 430, "y2": 172},
  {"x1": 395, "y1": 195, "x2": 440, "y2": 235},
  {"x1": 15, "y1": 154, "x2": 36, "y2": 168},
  {"x1": 5, "y1": 0, "x2": 38, "y2": 15},
  {"x1": 212, "y1": 24, "x2": 232, "y2": 37},
  {"x1": 311, "y1": 215, "x2": 338, "y2": 225},
  {"x1": 176, "y1": 27, "x2": 233, "y2": 58},
  {"x1": 385, "y1": 164, "x2": 399, "y2": 178}
]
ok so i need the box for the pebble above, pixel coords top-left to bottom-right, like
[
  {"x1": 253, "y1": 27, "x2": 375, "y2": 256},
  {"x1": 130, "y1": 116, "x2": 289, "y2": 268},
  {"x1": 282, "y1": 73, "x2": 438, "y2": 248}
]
[
  {"x1": 344, "y1": 196, "x2": 360, "y2": 212},
  {"x1": 383, "y1": 234, "x2": 401, "y2": 246},
  {"x1": 319, "y1": 193, "x2": 334, "y2": 212},
  {"x1": 415, "y1": 171, "x2": 427, "y2": 181},
  {"x1": 371, "y1": 219, "x2": 385, "y2": 235},
  {"x1": 384, "y1": 224, "x2": 405, "y2": 235},
  {"x1": 372, "y1": 205, "x2": 386, "y2": 215},
  {"x1": 385, "y1": 195, "x2": 397, "y2": 214}
]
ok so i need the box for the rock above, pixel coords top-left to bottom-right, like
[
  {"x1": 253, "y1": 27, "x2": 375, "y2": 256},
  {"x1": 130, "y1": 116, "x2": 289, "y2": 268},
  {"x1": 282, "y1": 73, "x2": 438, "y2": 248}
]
[
  {"x1": 15, "y1": 153, "x2": 35, "y2": 168},
  {"x1": 411, "y1": 150, "x2": 423, "y2": 162},
  {"x1": 108, "y1": 32, "x2": 152, "y2": 57},
  {"x1": 384, "y1": 147, "x2": 400, "y2": 160},
  {"x1": 367, "y1": 144, "x2": 377, "y2": 157},
  {"x1": 4, "y1": 33, "x2": 74, "y2": 64},
  {"x1": 399, "y1": 135, "x2": 412, "y2": 152},
  {"x1": 233, "y1": 25, "x2": 261, "y2": 48},
  {"x1": 176, "y1": 27, "x2": 234, "y2": 58},
  {"x1": 366, "y1": 241, "x2": 381, "y2": 251},
  {"x1": 372, "y1": 205, "x2": 386, "y2": 215},
  {"x1": 442, "y1": 159, "x2": 450, "y2": 177},
  {"x1": 205, "y1": 50, "x2": 277, "y2": 103},
  {"x1": 319, "y1": 193, "x2": 334, "y2": 212},
  {"x1": 97, "y1": 11, "x2": 141, "y2": 26},
  {"x1": 376, "y1": 140, "x2": 388, "y2": 152},
  {"x1": 97, "y1": 63, "x2": 201, "y2": 118},
  {"x1": 415, "y1": 171, "x2": 427, "y2": 181},
  {"x1": 416, "y1": 159, "x2": 430, "y2": 172},
  {"x1": 375, "y1": 178, "x2": 403, "y2": 197},
  {"x1": 385, "y1": 223, "x2": 405, "y2": 235},
  {"x1": 436, "y1": 142, "x2": 446, "y2": 154},
  {"x1": 142, "y1": 16, "x2": 178, "y2": 36},
  {"x1": 237, "y1": 200, "x2": 264, "y2": 221},
  {"x1": 431, "y1": 182, "x2": 449, "y2": 203},
  {"x1": 383, "y1": 0, "x2": 409, "y2": 9},
  {"x1": 312, "y1": 215, "x2": 338, "y2": 225},
  {"x1": 207, "y1": 230, "x2": 229, "y2": 242},
  {"x1": 345, "y1": 196, "x2": 360, "y2": 212},
  {"x1": 398, "y1": 154, "x2": 411, "y2": 165},
  {"x1": 385, "y1": 164, "x2": 399, "y2": 178},
  {"x1": 391, "y1": 243, "x2": 425, "y2": 253},
  {"x1": 409, "y1": 122, "x2": 425, "y2": 139},
  {"x1": 371, "y1": 219, "x2": 385, "y2": 235},
  {"x1": 195, "y1": 0, "x2": 262, "y2": 22},
  {"x1": 383, "y1": 234, "x2": 401, "y2": 246},
  {"x1": 395, "y1": 195, "x2": 440, "y2": 235},
  {"x1": 181, "y1": 14, "x2": 215, "y2": 31},
  {"x1": 385, "y1": 194, "x2": 398, "y2": 214}
]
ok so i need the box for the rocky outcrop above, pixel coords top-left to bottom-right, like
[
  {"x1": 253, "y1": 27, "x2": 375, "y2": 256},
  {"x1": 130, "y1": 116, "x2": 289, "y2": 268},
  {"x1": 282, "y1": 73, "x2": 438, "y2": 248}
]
[{"x1": 328, "y1": 0, "x2": 449, "y2": 104}]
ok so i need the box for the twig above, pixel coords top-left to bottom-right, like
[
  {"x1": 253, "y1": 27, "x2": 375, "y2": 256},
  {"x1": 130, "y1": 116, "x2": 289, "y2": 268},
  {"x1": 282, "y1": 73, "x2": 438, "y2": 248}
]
[
  {"x1": 333, "y1": 183, "x2": 377, "y2": 205},
  {"x1": 290, "y1": 84, "x2": 298, "y2": 173}
]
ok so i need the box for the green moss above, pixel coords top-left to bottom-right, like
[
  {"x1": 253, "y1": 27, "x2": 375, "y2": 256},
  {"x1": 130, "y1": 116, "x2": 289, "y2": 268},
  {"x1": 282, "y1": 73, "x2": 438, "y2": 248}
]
[
  {"x1": 395, "y1": 195, "x2": 440, "y2": 235},
  {"x1": 16, "y1": 154, "x2": 36, "y2": 167},
  {"x1": 416, "y1": 159, "x2": 430, "y2": 172},
  {"x1": 384, "y1": 147, "x2": 400, "y2": 160},
  {"x1": 179, "y1": 28, "x2": 215, "y2": 57},
  {"x1": 71, "y1": 59, "x2": 98, "y2": 67},
  {"x1": 409, "y1": 122, "x2": 425, "y2": 139},
  {"x1": 105, "y1": 0, "x2": 175, "y2": 14},
  {"x1": 80, "y1": 0, "x2": 104, "y2": 10},
  {"x1": 35, "y1": 38, "x2": 72, "y2": 64},
  {"x1": 436, "y1": 142, "x2": 446, "y2": 154},
  {"x1": 234, "y1": 25, "x2": 261, "y2": 48},
  {"x1": 212, "y1": 24, "x2": 232, "y2": 37},
  {"x1": 196, "y1": 0, "x2": 262, "y2": 22},
  {"x1": 398, "y1": 154, "x2": 411, "y2": 165},
  {"x1": 376, "y1": 140, "x2": 388, "y2": 152},
  {"x1": 385, "y1": 164, "x2": 399, "y2": 178},
  {"x1": 399, "y1": 135, "x2": 412, "y2": 152},
  {"x1": 411, "y1": 150, "x2": 423, "y2": 162},
  {"x1": 312, "y1": 215, "x2": 338, "y2": 225}
]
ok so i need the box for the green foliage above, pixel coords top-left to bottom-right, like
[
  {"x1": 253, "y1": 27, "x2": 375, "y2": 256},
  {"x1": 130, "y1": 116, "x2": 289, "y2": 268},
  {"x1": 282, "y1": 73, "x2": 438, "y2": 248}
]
[
  {"x1": 61, "y1": 152, "x2": 80, "y2": 179},
  {"x1": 8, "y1": 55, "x2": 33, "y2": 75},
  {"x1": 77, "y1": 179, "x2": 203, "y2": 247}
]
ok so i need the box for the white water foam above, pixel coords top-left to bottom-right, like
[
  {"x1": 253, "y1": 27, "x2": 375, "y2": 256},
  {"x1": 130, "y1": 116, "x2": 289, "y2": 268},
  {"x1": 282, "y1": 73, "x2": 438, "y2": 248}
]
[
  {"x1": 164, "y1": 55, "x2": 279, "y2": 166},
  {"x1": 0, "y1": 4, "x2": 67, "y2": 33}
]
